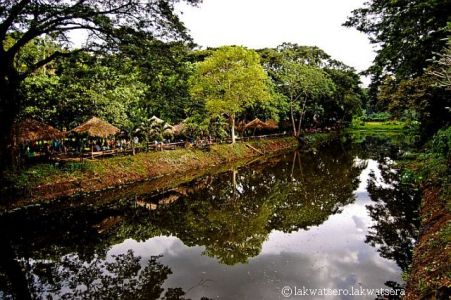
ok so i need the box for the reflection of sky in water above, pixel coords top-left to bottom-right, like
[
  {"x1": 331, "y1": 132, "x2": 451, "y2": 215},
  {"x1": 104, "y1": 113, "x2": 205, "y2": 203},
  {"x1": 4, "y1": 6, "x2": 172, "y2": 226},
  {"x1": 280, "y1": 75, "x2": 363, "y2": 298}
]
[{"x1": 108, "y1": 159, "x2": 401, "y2": 300}]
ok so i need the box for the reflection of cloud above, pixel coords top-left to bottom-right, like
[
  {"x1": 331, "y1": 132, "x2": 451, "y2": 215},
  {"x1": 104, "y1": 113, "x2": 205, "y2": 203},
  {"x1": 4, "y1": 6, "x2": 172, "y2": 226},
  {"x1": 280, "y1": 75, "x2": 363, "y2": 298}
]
[
  {"x1": 106, "y1": 200, "x2": 401, "y2": 299},
  {"x1": 352, "y1": 215, "x2": 366, "y2": 232},
  {"x1": 108, "y1": 236, "x2": 188, "y2": 258},
  {"x1": 356, "y1": 159, "x2": 391, "y2": 193},
  {"x1": 102, "y1": 157, "x2": 402, "y2": 300}
]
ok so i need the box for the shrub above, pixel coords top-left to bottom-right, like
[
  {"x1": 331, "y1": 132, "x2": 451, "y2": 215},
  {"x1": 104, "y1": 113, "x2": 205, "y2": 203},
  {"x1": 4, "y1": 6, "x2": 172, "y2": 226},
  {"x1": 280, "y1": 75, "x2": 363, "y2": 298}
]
[{"x1": 430, "y1": 126, "x2": 451, "y2": 158}]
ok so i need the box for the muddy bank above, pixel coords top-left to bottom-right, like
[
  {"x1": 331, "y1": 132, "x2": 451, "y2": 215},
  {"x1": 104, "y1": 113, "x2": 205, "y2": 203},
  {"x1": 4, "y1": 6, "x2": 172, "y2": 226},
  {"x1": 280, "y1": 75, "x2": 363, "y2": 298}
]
[
  {"x1": 405, "y1": 186, "x2": 451, "y2": 300},
  {"x1": 405, "y1": 184, "x2": 451, "y2": 299},
  {"x1": 4, "y1": 137, "x2": 323, "y2": 209}
]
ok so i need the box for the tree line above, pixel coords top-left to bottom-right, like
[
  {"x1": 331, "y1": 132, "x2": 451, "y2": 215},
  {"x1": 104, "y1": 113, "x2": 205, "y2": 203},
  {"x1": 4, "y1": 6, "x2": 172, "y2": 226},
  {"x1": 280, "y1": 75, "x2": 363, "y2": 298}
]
[
  {"x1": 344, "y1": 0, "x2": 451, "y2": 138},
  {"x1": 0, "y1": 0, "x2": 365, "y2": 174}
]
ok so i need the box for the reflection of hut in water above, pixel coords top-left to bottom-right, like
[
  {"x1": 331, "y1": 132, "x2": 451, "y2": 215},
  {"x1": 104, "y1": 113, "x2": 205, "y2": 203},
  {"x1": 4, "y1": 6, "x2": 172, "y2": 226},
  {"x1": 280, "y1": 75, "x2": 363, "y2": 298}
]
[
  {"x1": 15, "y1": 118, "x2": 66, "y2": 144},
  {"x1": 136, "y1": 200, "x2": 158, "y2": 210},
  {"x1": 135, "y1": 190, "x2": 182, "y2": 211},
  {"x1": 158, "y1": 194, "x2": 180, "y2": 205},
  {"x1": 93, "y1": 216, "x2": 124, "y2": 234}
]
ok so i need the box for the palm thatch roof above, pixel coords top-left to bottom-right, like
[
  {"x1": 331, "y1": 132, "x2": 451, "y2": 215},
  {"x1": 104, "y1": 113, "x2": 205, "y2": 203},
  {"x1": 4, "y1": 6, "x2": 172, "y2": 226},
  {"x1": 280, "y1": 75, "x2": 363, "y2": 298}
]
[
  {"x1": 245, "y1": 118, "x2": 272, "y2": 130},
  {"x1": 15, "y1": 118, "x2": 66, "y2": 144},
  {"x1": 170, "y1": 123, "x2": 186, "y2": 135},
  {"x1": 265, "y1": 119, "x2": 279, "y2": 129},
  {"x1": 72, "y1": 117, "x2": 119, "y2": 138}
]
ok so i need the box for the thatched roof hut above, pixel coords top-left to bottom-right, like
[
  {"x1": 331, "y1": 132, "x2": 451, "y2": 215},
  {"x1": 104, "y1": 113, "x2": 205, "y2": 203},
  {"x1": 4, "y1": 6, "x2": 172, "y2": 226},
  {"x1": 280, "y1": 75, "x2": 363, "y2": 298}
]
[
  {"x1": 15, "y1": 118, "x2": 66, "y2": 144},
  {"x1": 265, "y1": 119, "x2": 279, "y2": 129},
  {"x1": 245, "y1": 118, "x2": 271, "y2": 130},
  {"x1": 72, "y1": 117, "x2": 119, "y2": 138},
  {"x1": 170, "y1": 123, "x2": 186, "y2": 135}
]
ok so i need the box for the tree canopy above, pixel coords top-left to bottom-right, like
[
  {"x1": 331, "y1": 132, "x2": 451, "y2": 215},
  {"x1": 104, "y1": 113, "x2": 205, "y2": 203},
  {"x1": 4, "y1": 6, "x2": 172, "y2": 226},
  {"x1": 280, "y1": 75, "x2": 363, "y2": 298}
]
[
  {"x1": 344, "y1": 0, "x2": 450, "y2": 80},
  {"x1": 0, "y1": 0, "x2": 201, "y2": 172},
  {"x1": 189, "y1": 46, "x2": 272, "y2": 143}
]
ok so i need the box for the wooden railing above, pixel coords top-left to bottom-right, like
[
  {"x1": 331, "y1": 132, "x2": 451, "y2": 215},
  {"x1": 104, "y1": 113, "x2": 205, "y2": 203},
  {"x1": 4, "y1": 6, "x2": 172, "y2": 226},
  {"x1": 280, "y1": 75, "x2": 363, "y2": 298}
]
[{"x1": 54, "y1": 133, "x2": 291, "y2": 161}]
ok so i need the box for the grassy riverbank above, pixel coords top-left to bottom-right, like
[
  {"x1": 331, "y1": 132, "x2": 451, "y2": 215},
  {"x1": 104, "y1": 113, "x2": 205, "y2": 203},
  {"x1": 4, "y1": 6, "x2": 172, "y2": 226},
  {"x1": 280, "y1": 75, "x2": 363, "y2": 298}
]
[
  {"x1": 3, "y1": 136, "x2": 309, "y2": 206},
  {"x1": 349, "y1": 120, "x2": 407, "y2": 131},
  {"x1": 401, "y1": 127, "x2": 451, "y2": 299},
  {"x1": 349, "y1": 122, "x2": 450, "y2": 298}
]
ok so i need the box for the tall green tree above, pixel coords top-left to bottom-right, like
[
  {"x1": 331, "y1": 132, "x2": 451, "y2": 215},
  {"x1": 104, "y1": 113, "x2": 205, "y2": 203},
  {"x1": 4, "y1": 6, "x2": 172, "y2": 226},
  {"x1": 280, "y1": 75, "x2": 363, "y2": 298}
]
[
  {"x1": 19, "y1": 53, "x2": 147, "y2": 131},
  {"x1": 258, "y1": 44, "x2": 363, "y2": 131},
  {"x1": 0, "y1": 0, "x2": 200, "y2": 173},
  {"x1": 120, "y1": 40, "x2": 197, "y2": 123},
  {"x1": 189, "y1": 46, "x2": 271, "y2": 143},
  {"x1": 276, "y1": 61, "x2": 335, "y2": 136}
]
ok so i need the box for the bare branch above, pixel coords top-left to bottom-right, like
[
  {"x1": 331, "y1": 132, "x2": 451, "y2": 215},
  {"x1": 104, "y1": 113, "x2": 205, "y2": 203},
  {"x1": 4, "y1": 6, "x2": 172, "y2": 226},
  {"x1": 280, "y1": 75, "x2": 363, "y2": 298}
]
[{"x1": 0, "y1": 0, "x2": 31, "y2": 41}]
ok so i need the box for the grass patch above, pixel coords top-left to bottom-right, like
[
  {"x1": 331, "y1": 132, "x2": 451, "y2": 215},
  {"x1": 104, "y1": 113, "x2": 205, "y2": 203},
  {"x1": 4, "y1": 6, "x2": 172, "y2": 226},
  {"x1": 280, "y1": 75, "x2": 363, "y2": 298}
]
[
  {"x1": 350, "y1": 120, "x2": 407, "y2": 131},
  {"x1": 5, "y1": 137, "x2": 299, "y2": 195},
  {"x1": 304, "y1": 132, "x2": 334, "y2": 147}
]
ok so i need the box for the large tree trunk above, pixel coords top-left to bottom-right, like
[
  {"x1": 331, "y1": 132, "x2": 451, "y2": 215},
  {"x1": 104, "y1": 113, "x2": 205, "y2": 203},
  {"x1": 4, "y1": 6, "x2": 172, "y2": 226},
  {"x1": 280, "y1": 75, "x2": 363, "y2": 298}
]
[
  {"x1": 0, "y1": 78, "x2": 21, "y2": 177},
  {"x1": 231, "y1": 114, "x2": 236, "y2": 144}
]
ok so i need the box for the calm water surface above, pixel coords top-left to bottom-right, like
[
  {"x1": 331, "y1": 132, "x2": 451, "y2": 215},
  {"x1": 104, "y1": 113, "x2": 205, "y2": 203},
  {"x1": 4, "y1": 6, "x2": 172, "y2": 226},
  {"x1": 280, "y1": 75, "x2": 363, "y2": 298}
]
[{"x1": 0, "y1": 135, "x2": 420, "y2": 299}]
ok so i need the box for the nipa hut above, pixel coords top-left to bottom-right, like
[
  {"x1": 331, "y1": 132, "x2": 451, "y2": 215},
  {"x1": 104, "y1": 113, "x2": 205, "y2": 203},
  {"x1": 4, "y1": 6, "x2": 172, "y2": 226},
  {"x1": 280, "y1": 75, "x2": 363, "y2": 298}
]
[
  {"x1": 170, "y1": 123, "x2": 186, "y2": 136},
  {"x1": 244, "y1": 118, "x2": 270, "y2": 130},
  {"x1": 264, "y1": 119, "x2": 279, "y2": 130},
  {"x1": 72, "y1": 117, "x2": 119, "y2": 138},
  {"x1": 15, "y1": 118, "x2": 65, "y2": 144},
  {"x1": 244, "y1": 118, "x2": 278, "y2": 136}
]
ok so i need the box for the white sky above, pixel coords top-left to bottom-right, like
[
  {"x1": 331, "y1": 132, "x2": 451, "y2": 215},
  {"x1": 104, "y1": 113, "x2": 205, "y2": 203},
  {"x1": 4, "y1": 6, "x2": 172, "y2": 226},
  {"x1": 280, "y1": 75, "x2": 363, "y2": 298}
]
[{"x1": 175, "y1": 0, "x2": 375, "y2": 85}]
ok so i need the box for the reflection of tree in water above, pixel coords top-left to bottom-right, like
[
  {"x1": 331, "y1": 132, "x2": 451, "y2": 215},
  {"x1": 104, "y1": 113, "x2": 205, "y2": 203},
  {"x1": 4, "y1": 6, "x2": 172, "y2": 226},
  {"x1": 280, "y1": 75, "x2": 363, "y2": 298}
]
[
  {"x1": 139, "y1": 143, "x2": 363, "y2": 265},
  {"x1": 0, "y1": 141, "x2": 365, "y2": 297},
  {"x1": 0, "y1": 209, "x2": 204, "y2": 299},
  {"x1": 348, "y1": 133, "x2": 417, "y2": 161},
  {"x1": 365, "y1": 162, "x2": 421, "y2": 271},
  {"x1": 271, "y1": 148, "x2": 362, "y2": 233},
  {"x1": 1, "y1": 249, "x2": 196, "y2": 300}
]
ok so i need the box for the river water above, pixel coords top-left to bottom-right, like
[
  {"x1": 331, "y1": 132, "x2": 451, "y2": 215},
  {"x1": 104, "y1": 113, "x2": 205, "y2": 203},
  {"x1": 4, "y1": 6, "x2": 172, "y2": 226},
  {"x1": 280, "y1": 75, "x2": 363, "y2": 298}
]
[{"x1": 0, "y1": 134, "x2": 421, "y2": 299}]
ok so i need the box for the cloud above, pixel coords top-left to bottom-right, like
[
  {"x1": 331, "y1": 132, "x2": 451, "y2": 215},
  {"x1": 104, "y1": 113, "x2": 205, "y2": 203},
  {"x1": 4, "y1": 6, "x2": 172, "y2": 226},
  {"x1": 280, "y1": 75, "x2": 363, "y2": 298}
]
[{"x1": 176, "y1": 0, "x2": 375, "y2": 86}]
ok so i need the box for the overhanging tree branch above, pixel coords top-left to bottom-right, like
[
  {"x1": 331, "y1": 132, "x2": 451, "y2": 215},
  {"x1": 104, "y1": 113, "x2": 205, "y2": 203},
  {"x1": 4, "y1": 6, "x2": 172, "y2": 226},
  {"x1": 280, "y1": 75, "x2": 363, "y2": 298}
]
[
  {"x1": 0, "y1": 0, "x2": 31, "y2": 40},
  {"x1": 18, "y1": 48, "x2": 86, "y2": 80}
]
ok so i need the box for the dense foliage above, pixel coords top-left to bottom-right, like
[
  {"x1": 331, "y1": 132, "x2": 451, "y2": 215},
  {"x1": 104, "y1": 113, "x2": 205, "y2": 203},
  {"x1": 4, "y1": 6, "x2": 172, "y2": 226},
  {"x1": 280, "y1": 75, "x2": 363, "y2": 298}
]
[
  {"x1": 7, "y1": 41, "x2": 363, "y2": 146},
  {"x1": 345, "y1": 0, "x2": 451, "y2": 136},
  {"x1": 0, "y1": 2, "x2": 365, "y2": 172},
  {"x1": 0, "y1": 0, "x2": 202, "y2": 172}
]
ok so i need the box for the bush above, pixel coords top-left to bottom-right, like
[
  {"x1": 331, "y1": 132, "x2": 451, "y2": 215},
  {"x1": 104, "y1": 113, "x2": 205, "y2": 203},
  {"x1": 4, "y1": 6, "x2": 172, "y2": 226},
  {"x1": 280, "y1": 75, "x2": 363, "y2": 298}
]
[
  {"x1": 360, "y1": 111, "x2": 392, "y2": 122},
  {"x1": 429, "y1": 126, "x2": 451, "y2": 158}
]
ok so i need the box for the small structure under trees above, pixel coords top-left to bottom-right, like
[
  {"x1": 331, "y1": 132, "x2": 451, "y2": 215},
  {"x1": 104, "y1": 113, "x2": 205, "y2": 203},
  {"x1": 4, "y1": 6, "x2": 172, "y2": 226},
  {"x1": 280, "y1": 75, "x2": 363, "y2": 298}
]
[
  {"x1": 72, "y1": 117, "x2": 120, "y2": 138},
  {"x1": 72, "y1": 117, "x2": 119, "y2": 158},
  {"x1": 15, "y1": 118, "x2": 65, "y2": 144}
]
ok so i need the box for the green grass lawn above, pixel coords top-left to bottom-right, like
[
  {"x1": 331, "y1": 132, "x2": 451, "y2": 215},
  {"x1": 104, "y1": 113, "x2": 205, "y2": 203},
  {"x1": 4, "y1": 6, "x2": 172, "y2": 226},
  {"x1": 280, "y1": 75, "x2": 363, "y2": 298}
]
[{"x1": 350, "y1": 120, "x2": 407, "y2": 131}]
